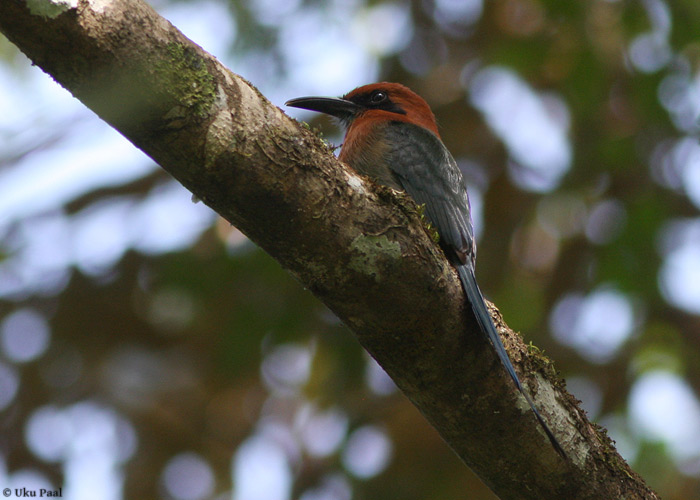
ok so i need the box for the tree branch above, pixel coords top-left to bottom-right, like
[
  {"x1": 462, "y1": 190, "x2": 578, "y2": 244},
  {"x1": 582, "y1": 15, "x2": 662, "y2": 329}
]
[{"x1": 0, "y1": 0, "x2": 658, "y2": 498}]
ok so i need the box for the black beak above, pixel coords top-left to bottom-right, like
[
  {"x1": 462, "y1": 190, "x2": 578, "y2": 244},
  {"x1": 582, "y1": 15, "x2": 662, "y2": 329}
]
[{"x1": 285, "y1": 96, "x2": 361, "y2": 123}]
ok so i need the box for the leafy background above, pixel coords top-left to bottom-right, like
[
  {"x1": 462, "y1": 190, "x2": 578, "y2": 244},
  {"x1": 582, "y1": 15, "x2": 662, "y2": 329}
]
[{"x1": 1, "y1": 0, "x2": 700, "y2": 499}]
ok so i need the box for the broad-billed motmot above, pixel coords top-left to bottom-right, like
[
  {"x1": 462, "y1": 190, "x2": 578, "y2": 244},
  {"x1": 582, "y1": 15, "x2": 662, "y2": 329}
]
[{"x1": 286, "y1": 82, "x2": 566, "y2": 458}]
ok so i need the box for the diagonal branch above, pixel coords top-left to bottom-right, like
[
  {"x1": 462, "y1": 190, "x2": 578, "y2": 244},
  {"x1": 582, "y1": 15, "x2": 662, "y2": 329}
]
[{"x1": 0, "y1": 0, "x2": 658, "y2": 498}]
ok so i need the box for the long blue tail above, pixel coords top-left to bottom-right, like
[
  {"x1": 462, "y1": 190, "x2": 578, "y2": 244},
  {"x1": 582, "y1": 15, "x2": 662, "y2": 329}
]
[{"x1": 457, "y1": 264, "x2": 566, "y2": 458}]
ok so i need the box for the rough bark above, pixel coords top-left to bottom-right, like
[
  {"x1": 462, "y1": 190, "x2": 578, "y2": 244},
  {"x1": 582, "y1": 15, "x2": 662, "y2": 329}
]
[{"x1": 0, "y1": 0, "x2": 659, "y2": 498}]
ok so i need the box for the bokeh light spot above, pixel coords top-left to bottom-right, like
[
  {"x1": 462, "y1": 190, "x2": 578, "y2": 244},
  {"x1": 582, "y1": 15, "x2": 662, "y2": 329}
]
[
  {"x1": 341, "y1": 426, "x2": 392, "y2": 479},
  {"x1": 297, "y1": 405, "x2": 348, "y2": 458},
  {"x1": 233, "y1": 434, "x2": 292, "y2": 500},
  {"x1": 161, "y1": 452, "x2": 215, "y2": 500},
  {"x1": 261, "y1": 343, "x2": 312, "y2": 395},
  {"x1": 1, "y1": 307, "x2": 50, "y2": 363},
  {"x1": 550, "y1": 286, "x2": 635, "y2": 363},
  {"x1": 25, "y1": 405, "x2": 71, "y2": 462},
  {"x1": 364, "y1": 356, "x2": 397, "y2": 396},
  {"x1": 433, "y1": 0, "x2": 483, "y2": 28},
  {"x1": 468, "y1": 66, "x2": 571, "y2": 192},
  {"x1": 659, "y1": 226, "x2": 700, "y2": 315},
  {"x1": 629, "y1": 371, "x2": 700, "y2": 463},
  {"x1": 352, "y1": 4, "x2": 413, "y2": 56}
]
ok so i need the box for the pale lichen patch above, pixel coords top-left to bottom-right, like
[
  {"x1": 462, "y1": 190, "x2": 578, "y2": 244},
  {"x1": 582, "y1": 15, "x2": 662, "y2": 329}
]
[
  {"x1": 204, "y1": 85, "x2": 234, "y2": 168},
  {"x1": 345, "y1": 170, "x2": 367, "y2": 194},
  {"x1": 349, "y1": 234, "x2": 402, "y2": 281},
  {"x1": 517, "y1": 373, "x2": 580, "y2": 464},
  {"x1": 234, "y1": 78, "x2": 268, "y2": 131},
  {"x1": 86, "y1": 0, "x2": 113, "y2": 13}
]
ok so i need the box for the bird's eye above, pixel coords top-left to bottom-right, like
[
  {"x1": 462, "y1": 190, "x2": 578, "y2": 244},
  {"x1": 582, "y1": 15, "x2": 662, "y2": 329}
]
[{"x1": 370, "y1": 91, "x2": 387, "y2": 104}]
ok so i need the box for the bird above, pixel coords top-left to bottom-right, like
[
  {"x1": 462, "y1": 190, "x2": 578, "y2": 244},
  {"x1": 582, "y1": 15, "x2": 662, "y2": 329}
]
[{"x1": 286, "y1": 82, "x2": 566, "y2": 458}]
